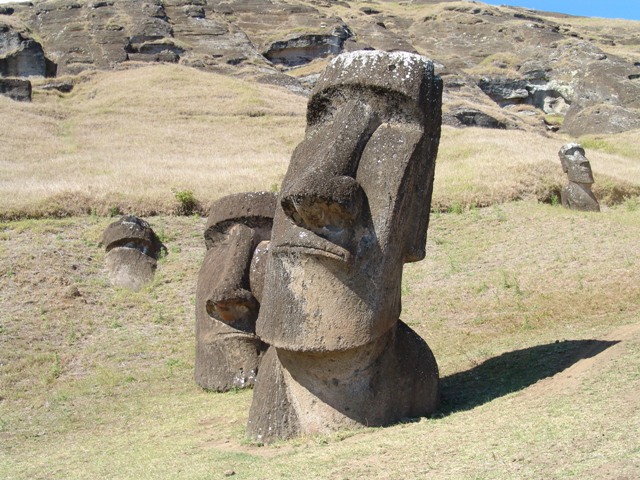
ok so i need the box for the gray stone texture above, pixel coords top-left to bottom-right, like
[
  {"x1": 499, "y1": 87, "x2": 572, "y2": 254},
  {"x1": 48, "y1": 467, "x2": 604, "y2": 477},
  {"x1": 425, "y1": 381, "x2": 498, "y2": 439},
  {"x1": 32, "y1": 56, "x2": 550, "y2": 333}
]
[
  {"x1": 247, "y1": 51, "x2": 442, "y2": 442},
  {"x1": 0, "y1": 22, "x2": 55, "y2": 78},
  {"x1": 195, "y1": 192, "x2": 276, "y2": 392},
  {"x1": 0, "y1": 78, "x2": 31, "y2": 101}
]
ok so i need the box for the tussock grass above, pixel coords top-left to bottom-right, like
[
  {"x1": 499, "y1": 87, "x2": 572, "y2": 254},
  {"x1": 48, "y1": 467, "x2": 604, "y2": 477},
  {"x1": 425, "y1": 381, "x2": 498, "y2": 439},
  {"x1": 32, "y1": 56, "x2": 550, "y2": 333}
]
[
  {"x1": 2, "y1": 64, "x2": 639, "y2": 220},
  {"x1": 0, "y1": 64, "x2": 305, "y2": 219}
]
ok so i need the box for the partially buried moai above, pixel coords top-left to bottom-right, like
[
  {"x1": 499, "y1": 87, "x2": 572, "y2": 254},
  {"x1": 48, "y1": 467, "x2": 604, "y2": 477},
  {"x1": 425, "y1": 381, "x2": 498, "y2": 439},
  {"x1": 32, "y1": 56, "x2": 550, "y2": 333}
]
[
  {"x1": 102, "y1": 215, "x2": 165, "y2": 292},
  {"x1": 195, "y1": 192, "x2": 276, "y2": 391},
  {"x1": 247, "y1": 51, "x2": 442, "y2": 443},
  {"x1": 559, "y1": 143, "x2": 600, "y2": 212}
]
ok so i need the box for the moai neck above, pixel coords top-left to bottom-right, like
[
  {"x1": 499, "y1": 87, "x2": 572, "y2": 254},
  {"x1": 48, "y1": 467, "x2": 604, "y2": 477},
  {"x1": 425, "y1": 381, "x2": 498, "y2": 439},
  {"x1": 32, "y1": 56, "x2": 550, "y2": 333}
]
[{"x1": 276, "y1": 325, "x2": 396, "y2": 435}]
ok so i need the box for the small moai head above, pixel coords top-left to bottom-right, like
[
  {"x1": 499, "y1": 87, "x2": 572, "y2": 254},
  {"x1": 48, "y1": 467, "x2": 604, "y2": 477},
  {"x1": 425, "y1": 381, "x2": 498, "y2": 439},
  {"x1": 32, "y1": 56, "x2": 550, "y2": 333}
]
[
  {"x1": 559, "y1": 143, "x2": 595, "y2": 184},
  {"x1": 256, "y1": 51, "x2": 442, "y2": 353},
  {"x1": 195, "y1": 192, "x2": 276, "y2": 391},
  {"x1": 102, "y1": 215, "x2": 165, "y2": 291}
]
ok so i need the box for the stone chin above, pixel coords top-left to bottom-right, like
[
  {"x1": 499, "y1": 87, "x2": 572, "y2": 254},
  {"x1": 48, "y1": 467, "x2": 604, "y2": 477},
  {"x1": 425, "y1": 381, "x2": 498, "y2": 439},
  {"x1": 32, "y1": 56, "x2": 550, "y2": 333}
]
[{"x1": 256, "y1": 216, "x2": 403, "y2": 353}]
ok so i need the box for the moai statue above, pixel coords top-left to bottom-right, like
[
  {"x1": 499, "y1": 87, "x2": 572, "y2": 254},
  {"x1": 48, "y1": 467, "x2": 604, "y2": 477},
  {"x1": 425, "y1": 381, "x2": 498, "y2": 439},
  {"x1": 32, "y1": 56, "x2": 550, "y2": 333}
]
[
  {"x1": 102, "y1": 215, "x2": 165, "y2": 291},
  {"x1": 247, "y1": 51, "x2": 442, "y2": 443},
  {"x1": 195, "y1": 192, "x2": 276, "y2": 391},
  {"x1": 559, "y1": 143, "x2": 600, "y2": 212}
]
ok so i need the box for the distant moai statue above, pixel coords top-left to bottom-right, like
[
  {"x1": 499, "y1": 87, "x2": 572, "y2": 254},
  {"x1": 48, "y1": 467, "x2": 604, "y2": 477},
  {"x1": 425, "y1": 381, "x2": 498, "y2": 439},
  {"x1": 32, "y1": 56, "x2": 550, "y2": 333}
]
[
  {"x1": 246, "y1": 51, "x2": 442, "y2": 443},
  {"x1": 102, "y1": 216, "x2": 165, "y2": 291},
  {"x1": 195, "y1": 192, "x2": 276, "y2": 392},
  {"x1": 558, "y1": 143, "x2": 600, "y2": 212}
]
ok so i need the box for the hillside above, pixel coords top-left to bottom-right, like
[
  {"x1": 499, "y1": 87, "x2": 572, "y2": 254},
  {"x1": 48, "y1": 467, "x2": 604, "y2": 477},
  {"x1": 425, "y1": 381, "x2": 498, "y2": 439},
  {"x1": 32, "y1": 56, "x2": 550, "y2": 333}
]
[
  {"x1": 1, "y1": 0, "x2": 640, "y2": 136},
  {"x1": 1, "y1": 203, "x2": 639, "y2": 478},
  {"x1": 1, "y1": 2, "x2": 640, "y2": 478}
]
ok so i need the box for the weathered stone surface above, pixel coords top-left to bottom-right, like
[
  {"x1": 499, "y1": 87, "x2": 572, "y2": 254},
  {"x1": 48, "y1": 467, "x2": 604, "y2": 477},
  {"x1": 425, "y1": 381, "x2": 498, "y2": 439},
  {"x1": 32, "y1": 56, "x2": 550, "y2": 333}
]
[
  {"x1": 477, "y1": 77, "x2": 572, "y2": 114},
  {"x1": 248, "y1": 240, "x2": 270, "y2": 304},
  {"x1": 7, "y1": 1, "x2": 640, "y2": 133},
  {"x1": 195, "y1": 192, "x2": 276, "y2": 392},
  {"x1": 263, "y1": 25, "x2": 352, "y2": 67},
  {"x1": 203, "y1": 191, "x2": 276, "y2": 249},
  {"x1": 247, "y1": 51, "x2": 441, "y2": 442},
  {"x1": 104, "y1": 247, "x2": 157, "y2": 292},
  {"x1": 0, "y1": 22, "x2": 55, "y2": 77},
  {"x1": 0, "y1": 77, "x2": 31, "y2": 101},
  {"x1": 102, "y1": 215, "x2": 165, "y2": 291},
  {"x1": 102, "y1": 215, "x2": 164, "y2": 255},
  {"x1": 558, "y1": 143, "x2": 600, "y2": 212},
  {"x1": 451, "y1": 107, "x2": 506, "y2": 129},
  {"x1": 563, "y1": 104, "x2": 640, "y2": 136}
]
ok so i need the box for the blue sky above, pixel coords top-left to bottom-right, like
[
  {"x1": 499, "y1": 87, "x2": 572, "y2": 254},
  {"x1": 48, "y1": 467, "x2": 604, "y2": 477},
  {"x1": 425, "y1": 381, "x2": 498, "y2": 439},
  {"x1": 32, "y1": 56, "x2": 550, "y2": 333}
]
[
  {"x1": 0, "y1": 0, "x2": 638, "y2": 19},
  {"x1": 483, "y1": 1, "x2": 640, "y2": 20}
]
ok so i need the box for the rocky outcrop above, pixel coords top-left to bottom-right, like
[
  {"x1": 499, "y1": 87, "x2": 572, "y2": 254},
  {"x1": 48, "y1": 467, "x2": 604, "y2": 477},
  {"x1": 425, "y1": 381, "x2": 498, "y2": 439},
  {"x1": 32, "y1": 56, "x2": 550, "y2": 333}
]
[
  {"x1": 263, "y1": 25, "x2": 352, "y2": 66},
  {"x1": 0, "y1": 22, "x2": 56, "y2": 77},
  {"x1": 0, "y1": 77, "x2": 31, "y2": 101},
  {"x1": 450, "y1": 107, "x2": 506, "y2": 129},
  {"x1": 477, "y1": 77, "x2": 572, "y2": 114},
  {"x1": 5, "y1": 0, "x2": 640, "y2": 134}
]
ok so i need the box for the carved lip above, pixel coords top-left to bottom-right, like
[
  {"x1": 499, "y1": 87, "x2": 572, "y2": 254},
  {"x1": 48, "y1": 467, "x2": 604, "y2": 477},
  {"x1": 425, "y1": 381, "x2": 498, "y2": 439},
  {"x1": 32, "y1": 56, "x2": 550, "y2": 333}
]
[
  {"x1": 215, "y1": 331, "x2": 260, "y2": 341},
  {"x1": 272, "y1": 228, "x2": 353, "y2": 264}
]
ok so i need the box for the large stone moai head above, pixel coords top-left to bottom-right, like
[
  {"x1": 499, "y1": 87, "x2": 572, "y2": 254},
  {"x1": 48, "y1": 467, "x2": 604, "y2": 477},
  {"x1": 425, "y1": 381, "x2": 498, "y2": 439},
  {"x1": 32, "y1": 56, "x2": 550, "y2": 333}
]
[
  {"x1": 258, "y1": 51, "x2": 442, "y2": 352},
  {"x1": 558, "y1": 143, "x2": 600, "y2": 212},
  {"x1": 195, "y1": 192, "x2": 276, "y2": 391},
  {"x1": 248, "y1": 51, "x2": 442, "y2": 442},
  {"x1": 102, "y1": 216, "x2": 165, "y2": 292}
]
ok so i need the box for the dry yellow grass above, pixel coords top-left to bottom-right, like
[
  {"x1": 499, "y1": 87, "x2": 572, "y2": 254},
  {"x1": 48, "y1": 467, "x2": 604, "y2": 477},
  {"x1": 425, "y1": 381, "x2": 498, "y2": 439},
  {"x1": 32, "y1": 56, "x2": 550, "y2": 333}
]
[
  {"x1": 0, "y1": 64, "x2": 306, "y2": 218},
  {"x1": 434, "y1": 127, "x2": 640, "y2": 210},
  {"x1": 1, "y1": 202, "x2": 638, "y2": 478},
  {"x1": 1, "y1": 63, "x2": 639, "y2": 220}
]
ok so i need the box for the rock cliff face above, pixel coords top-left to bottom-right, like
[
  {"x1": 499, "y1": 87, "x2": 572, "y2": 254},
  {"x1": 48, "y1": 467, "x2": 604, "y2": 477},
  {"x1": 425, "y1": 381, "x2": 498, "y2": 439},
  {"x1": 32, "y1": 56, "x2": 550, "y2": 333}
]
[{"x1": 1, "y1": 0, "x2": 639, "y2": 135}]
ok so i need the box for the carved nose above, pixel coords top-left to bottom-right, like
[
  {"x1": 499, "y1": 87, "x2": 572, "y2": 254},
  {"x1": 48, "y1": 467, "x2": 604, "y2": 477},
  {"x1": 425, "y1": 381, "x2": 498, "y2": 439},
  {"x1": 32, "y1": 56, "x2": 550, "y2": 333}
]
[
  {"x1": 281, "y1": 175, "x2": 364, "y2": 231},
  {"x1": 208, "y1": 295, "x2": 256, "y2": 323},
  {"x1": 206, "y1": 288, "x2": 258, "y2": 330}
]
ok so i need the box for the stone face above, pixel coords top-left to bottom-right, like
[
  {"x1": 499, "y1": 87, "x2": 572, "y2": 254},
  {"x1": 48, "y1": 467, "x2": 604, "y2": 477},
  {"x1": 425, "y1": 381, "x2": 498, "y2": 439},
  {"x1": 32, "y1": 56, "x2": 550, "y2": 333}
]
[
  {"x1": 195, "y1": 192, "x2": 276, "y2": 392},
  {"x1": 247, "y1": 51, "x2": 442, "y2": 443},
  {"x1": 102, "y1": 215, "x2": 165, "y2": 291},
  {"x1": 558, "y1": 143, "x2": 600, "y2": 212}
]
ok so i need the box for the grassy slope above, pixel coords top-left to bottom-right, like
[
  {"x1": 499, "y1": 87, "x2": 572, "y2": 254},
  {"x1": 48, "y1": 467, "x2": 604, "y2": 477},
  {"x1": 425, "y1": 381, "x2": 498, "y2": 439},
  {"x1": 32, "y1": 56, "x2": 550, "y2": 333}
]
[
  {"x1": 1, "y1": 56, "x2": 640, "y2": 478},
  {"x1": 1, "y1": 64, "x2": 639, "y2": 219},
  {"x1": 0, "y1": 64, "x2": 306, "y2": 219},
  {"x1": 1, "y1": 202, "x2": 639, "y2": 479}
]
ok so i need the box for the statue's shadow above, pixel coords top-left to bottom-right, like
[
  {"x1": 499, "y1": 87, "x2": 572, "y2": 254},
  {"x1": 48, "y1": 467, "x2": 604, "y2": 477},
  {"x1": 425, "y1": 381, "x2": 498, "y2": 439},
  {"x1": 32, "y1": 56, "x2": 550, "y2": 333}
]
[{"x1": 438, "y1": 339, "x2": 619, "y2": 415}]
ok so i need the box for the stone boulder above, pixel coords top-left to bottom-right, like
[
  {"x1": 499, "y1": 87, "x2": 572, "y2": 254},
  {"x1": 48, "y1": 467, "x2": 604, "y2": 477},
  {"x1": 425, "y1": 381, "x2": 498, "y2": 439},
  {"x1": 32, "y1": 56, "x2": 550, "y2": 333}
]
[
  {"x1": 0, "y1": 78, "x2": 31, "y2": 101},
  {"x1": 450, "y1": 107, "x2": 506, "y2": 129}
]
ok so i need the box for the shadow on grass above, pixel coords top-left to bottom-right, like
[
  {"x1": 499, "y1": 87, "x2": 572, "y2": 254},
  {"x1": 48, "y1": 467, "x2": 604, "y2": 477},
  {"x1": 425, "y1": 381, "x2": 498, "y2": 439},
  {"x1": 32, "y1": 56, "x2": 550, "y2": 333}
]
[{"x1": 439, "y1": 339, "x2": 619, "y2": 415}]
